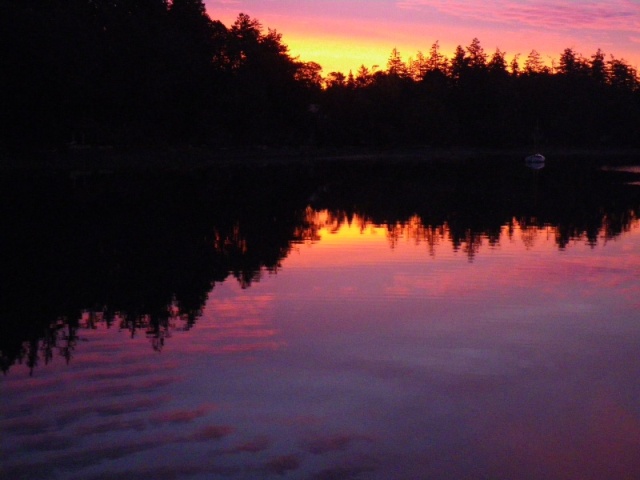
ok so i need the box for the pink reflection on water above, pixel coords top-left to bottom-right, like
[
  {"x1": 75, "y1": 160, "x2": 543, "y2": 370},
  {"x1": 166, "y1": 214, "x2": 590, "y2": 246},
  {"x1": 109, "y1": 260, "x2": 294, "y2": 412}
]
[
  {"x1": 479, "y1": 389, "x2": 640, "y2": 480},
  {"x1": 2, "y1": 213, "x2": 640, "y2": 479}
]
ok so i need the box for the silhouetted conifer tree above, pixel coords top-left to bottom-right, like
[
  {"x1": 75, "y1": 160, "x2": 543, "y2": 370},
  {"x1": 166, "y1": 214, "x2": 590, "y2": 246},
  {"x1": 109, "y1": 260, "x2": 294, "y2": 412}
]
[
  {"x1": 387, "y1": 48, "x2": 408, "y2": 77},
  {"x1": 427, "y1": 41, "x2": 447, "y2": 73},
  {"x1": 590, "y1": 49, "x2": 607, "y2": 84},
  {"x1": 509, "y1": 54, "x2": 521, "y2": 76},
  {"x1": 466, "y1": 38, "x2": 487, "y2": 69},
  {"x1": 410, "y1": 51, "x2": 428, "y2": 80},
  {"x1": 488, "y1": 49, "x2": 508, "y2": 75},
  {"x1": 449, "y1": 45, "x2": 469, "y2": 82},
  {"x1": 524, "y1": 50, "x2": 545, "y2": 75}
]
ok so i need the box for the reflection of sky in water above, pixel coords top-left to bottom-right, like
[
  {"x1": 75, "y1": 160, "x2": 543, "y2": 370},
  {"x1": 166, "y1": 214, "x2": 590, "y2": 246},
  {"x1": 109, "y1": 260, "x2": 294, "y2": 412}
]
[{"x1": 2, "y1": 219, "x2": 640, "y2": 479}]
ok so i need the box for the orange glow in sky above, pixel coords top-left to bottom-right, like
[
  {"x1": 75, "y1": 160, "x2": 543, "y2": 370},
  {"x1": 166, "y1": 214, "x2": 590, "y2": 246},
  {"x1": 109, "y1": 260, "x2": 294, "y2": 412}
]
[{"x1": 205, "y1": 1, "x2": 640, "y2": 75}]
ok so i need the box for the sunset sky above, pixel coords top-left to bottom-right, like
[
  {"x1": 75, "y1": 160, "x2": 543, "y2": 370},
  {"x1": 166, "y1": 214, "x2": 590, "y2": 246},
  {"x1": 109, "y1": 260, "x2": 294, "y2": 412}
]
[{"x1": 204, "y1": 0, "x2": 640, "y2": 75}]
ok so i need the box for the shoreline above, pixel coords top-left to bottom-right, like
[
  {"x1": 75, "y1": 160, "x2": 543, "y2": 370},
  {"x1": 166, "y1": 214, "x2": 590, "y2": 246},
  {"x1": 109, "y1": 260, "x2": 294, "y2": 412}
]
[{"x1": 2, "y1": 145, "x2": 640, "y2": 173}]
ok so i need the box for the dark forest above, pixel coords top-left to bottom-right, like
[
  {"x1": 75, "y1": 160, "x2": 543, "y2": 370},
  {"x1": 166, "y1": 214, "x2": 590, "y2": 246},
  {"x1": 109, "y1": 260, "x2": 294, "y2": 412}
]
[{"x1": 2, "y1": 0, "x2": 640, "y2": 151}]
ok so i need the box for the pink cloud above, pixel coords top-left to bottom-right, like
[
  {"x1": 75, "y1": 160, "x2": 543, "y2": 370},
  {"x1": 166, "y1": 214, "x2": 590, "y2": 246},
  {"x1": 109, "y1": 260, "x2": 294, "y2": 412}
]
[
  {"x1": 397, "y1": 0, "x2": 640, "y2": 32},
  {"x1": 303, "y1": 433, "x2": 374, "y2": 454},
  {"x1": 225, "y1": 436, "x2": 271, "y2": 453},
  {"x1": 187, "y1": 424, "x2": 235, "y2": 442},
  {"x1": 263, "y1": 454, "x2": 301, "y2": 475},
  {"x1": 149, "y1": 404, "x2": 216, "y2": 424},
  {"x1": 207, "y1": 0, "x2": 241, "y2": 6},
  {"x1": 73, "y1": 418, "x2": 147, "y2": 436}
]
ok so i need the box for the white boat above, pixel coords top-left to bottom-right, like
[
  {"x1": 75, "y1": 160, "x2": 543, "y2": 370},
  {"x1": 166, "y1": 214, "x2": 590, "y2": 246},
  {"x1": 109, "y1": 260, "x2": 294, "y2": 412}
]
[
  {"x1": 525, "y1": 153, "x2": 545, "y2": 169},
  {"x1": 525, "y1": 153, "x2": 545, "y2": 163}
]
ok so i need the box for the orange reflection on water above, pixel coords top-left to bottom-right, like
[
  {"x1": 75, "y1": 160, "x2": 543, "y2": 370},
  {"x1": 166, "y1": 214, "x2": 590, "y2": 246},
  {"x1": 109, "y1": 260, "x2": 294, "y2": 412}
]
[
  {"x1": 307, "y1": 208, "x2": 640, "y2": 253},
  {"x1": 4, "y1": 206, "x2": 640, "y2": 480},
  {"x1": 291, "y1": 210, "x2": 571, "y2": 267},
  {"x1": 282, "y1": 210, "x2": 640, "y2": 315}
]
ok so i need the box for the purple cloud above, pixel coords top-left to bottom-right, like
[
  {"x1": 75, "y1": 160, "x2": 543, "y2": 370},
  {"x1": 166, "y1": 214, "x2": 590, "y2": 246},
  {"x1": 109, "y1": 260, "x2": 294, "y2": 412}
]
[
  {"x1": 73, "y1": 418, "x2": 147, "y2": 436},
  {"x1": 7, "y1": 432, "x2": 78, "y2": 453},
  {"x1": 303, "y1": 433, "x2": 374, "y2": 455},
  {"x1": 1, "y1": 416, "x2": 51, "y2": 436},
  {"x1": 149, "y1": 404, "x2": 215, "y2": 424},
  {"x1": 263, "y1": 454, "x2": 301, "y2": 475},
  {"x1": 397, "y1": 0, "x2": 640, "y2": 32},
  {"x1": 226, "y1": 435, "x2": 271, "y2": 453},
  {"x1": 74, "y1": 464, "x2": 241, "y2": 480},
  {"x1": 310, "y1": 465, "x2": 377, "y2": 480},
  {"x1": 187, "y1": 424, "x2": 235, "y2": 441}
]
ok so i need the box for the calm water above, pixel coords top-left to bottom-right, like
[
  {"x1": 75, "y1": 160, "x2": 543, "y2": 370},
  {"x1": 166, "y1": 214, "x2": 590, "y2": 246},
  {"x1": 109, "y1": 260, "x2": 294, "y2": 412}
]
[{"x1": 2, "y1": 156, "x2": 640, "y2": 479}]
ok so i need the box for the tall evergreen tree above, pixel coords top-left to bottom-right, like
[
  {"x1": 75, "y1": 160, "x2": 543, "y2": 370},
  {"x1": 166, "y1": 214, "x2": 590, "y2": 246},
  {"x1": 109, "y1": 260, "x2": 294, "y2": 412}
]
[
  {"x1": 449, "y1": 45, "x2": 469, "y2": 81},
  {"x1": 488, "y1": 48, "x2": 508, "y2": 75},
  {"x1": 410, "y1": 51, "x2": 428, "y2": 80},
  {"x1": 590, "y1": 49, "x2": 607, "y2": 84},
  {"x1": 426, "y1": 41, "x2": 447, "y2": 73},
  {"x1": 387, "y1": 47, "x2": 408, "y2": 77},
  {"x1": 607, "y1": 56, "x2": 639, "y2": 90},
  {"x1": 466, "y1": 38, "x2": 487, "y2": 69},
  {"x1": 509, "y1": 54, "x2": 521, "y2": 76},
  {"x1": 524, "y1": 50, "x2": 545, "y2": 75},
  {"x1": 356, "y1": 65, "x2": 372, "y2": 87}
]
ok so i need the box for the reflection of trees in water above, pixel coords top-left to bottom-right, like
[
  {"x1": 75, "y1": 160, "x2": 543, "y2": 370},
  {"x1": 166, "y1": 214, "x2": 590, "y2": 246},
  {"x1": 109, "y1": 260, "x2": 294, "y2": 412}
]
[
  {"x1": 22, "y1": 317, "x2": 77, "y2": 374},
  {"x1": 387, "y1": 214, "x2": 639, "y2": 258},
  {"x1": 1, "y1": 165, "x2": 314, "y2": 373},
  {"x1": 324, "y1": 213, "x2": 639, "y2": 261},
  {"x1": 307, "y1": 160, "x2": 640, "y2": 259},
  {"x1": 386, "y1": 216, "x2": 447, "y2": 256},
  {"x1": 388, "y1": 220, "x2": 485, "y2": 259},
  {"x1": 519, "y1": 223, "x2": 547, "y2": 250},
  {"x1": 292, "y1": 207, "x2": 324, "y2": 244},
  {"x1": 2, "y1": 160, "x2": 639, "y2": 372},
  {"x1": 17, "y1": 304, "x2": 195, "y2": 375}
]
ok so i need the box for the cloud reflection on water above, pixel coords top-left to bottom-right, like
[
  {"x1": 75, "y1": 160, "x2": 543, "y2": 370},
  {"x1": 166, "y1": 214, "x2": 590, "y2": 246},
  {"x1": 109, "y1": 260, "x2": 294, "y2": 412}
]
[{"x1": 3, "y1": 206, "x2": 640, "y2": 479}]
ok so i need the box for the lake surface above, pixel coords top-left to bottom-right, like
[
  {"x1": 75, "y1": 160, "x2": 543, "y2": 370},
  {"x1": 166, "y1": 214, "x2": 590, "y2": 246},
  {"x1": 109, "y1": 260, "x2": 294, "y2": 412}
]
[{"x1": 2, "y1": 155, "x2": 640, "y2": 479}]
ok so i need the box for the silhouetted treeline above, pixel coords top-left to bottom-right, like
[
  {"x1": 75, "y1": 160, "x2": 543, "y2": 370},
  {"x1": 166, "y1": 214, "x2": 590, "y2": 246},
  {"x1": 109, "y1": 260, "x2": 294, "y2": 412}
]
[
  {"x1": 1, "y1": 2, "x2": 639, "y2": 151},
  {"x1": 1, "y1": 1, "x2": 321, "y2": 148},
  {"x1": 320, "y1": 42, "x2": 640, "y2": 148}
]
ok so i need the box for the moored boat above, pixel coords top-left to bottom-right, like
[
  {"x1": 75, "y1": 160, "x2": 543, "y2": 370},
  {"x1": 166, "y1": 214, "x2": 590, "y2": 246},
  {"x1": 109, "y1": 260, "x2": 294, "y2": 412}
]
[
  {"x1": 525, "y1": 153, "x2": 545, "y2": 169},
  {"x1": 525, "y1": 153, "x2": 545, "y2": 163}
]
